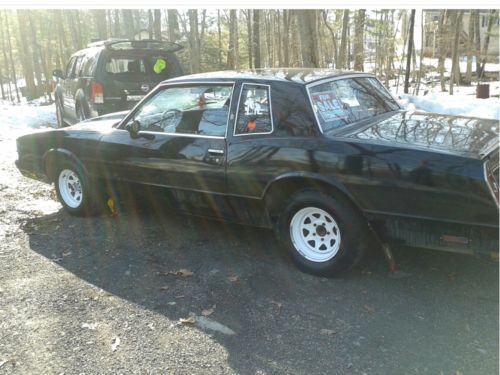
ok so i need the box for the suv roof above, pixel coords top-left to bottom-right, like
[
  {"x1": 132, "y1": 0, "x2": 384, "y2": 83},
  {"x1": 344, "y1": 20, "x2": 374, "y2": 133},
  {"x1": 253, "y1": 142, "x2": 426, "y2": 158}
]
[{"x1": 86, "y1": 39, "x2": 183, "y2": 53}]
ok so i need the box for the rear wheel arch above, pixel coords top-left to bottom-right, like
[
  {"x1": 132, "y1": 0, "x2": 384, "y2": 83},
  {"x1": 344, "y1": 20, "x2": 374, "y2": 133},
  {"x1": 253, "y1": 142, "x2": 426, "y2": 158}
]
[{"x1": 263, "y1": 175, "x2": 365, "y2": 225}]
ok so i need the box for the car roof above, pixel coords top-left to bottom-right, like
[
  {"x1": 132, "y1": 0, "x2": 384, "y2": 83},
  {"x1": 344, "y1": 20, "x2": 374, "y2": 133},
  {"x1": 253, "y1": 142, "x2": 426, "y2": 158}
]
[{"x1": 163, "y1": 68, "x2": 373, "y2": 86}]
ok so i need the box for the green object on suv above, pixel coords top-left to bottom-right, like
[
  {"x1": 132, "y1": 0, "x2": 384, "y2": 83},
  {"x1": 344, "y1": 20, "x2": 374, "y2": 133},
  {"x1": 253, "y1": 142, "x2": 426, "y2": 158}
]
[{"x1": 53, "y1": 39, "x2": 184, "y2": 127}]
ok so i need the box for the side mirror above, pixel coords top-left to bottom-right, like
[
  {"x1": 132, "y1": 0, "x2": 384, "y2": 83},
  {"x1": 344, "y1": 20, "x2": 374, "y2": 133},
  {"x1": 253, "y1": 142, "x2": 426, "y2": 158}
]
[
  {"x1": 52, "y1": 69, "x2": 64, "y2": 79},
  {"x1": 126, "y1": 120, "x2": 141, "y2": 138}
]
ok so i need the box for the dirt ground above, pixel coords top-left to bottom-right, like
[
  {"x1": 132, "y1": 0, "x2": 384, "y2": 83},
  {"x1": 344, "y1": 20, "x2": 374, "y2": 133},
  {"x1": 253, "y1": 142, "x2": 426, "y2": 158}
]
[{"x1": 0, "y1": 125, "x2": 498, "y2": 375}]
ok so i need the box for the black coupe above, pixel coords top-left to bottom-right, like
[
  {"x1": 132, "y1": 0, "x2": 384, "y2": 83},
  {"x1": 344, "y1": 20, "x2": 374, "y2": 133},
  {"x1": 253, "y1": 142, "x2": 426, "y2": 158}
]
[{"x1": 16, "y1": 69, "x2": 499, "y2": 276}]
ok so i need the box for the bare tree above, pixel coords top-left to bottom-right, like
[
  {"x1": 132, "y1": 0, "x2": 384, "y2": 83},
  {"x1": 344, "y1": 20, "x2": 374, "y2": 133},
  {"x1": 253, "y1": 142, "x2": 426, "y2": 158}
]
[
  {"x1": 227, "y1": 10, "x2": 238, "y2": 69},
  {"x1": 253, "y1": 10, "x2": 261, "y2": 69},
  {"x1": 404, "y1": 9, "x2": 416, "y2": 94},
  {"x1": 479, "y1": 9, "x2": 498, "y2": 80},
  {"x1": 437, "y1": 10, "x2": 448, "y2": 92},
  {"x1": 122, "y1": 10, "x2": 135, "y2": 39},
  {"x1": 465, "y1": 10, "x2": 475, "y2": 85},
  {"x1": 353, "y1": 9, "x2": 366, "y2": 71},
  {"x1": 167, "y1": 10, "x2": 179, "y2": 42},
  {"x1": 337, "y1": 10, "x2": 349, "y2": 69},
  {"x1": 450, "y1": 10, "x2": 464, "y2": 95},
  {"x1": 92, "y1": 10, "x2": 107, "y2": 40},
  {"x1": 188, "y1": 10, "x2": 201, "y2": 73},
  {"x1": 298, "y1": 10, "x2": 320, "y2": 68}
]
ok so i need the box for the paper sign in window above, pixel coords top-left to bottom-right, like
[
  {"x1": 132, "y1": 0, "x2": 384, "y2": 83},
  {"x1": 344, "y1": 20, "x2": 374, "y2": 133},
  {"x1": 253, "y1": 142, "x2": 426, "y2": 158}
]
[{"x1": 311, "y1": 92, "x2": 347, "y2": 122}]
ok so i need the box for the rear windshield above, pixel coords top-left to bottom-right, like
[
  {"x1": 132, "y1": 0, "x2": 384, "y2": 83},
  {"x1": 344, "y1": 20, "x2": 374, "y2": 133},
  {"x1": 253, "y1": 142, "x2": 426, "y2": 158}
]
[
  {"x1": 105, "y1": 54, "x2": 178, "y2": 80},
  {"x1": 308, "y1": 77, "x2": 399, "y2": 133}
]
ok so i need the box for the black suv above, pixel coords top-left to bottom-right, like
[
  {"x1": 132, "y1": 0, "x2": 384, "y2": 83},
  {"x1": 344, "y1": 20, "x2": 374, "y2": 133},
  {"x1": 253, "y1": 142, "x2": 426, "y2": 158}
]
[{"x1": 52, "y1": 39, "x2": 183, "y2": 127}]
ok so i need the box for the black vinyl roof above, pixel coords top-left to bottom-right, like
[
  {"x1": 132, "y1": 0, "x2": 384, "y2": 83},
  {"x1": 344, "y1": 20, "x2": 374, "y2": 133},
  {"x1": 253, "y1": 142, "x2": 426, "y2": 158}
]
[{"x1": 164, "y1": 68, "x2": 372, "y2": 86}]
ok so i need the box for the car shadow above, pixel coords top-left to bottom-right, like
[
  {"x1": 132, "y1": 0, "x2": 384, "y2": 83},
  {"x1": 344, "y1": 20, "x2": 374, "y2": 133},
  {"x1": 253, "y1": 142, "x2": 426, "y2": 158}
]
[{"x1": 22, "y1": 205, "x2": 499, "y2": 374}]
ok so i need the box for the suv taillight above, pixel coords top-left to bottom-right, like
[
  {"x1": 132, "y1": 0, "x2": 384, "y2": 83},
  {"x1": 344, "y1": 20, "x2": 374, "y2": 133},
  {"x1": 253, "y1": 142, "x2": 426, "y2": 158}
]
[{"x1": 91, "y1": 81, "x2": 104, "y2": 104}]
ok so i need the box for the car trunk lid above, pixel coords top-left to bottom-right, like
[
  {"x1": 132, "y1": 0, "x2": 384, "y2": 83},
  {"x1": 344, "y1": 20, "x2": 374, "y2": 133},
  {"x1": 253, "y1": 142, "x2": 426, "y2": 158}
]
[{"x1": 341, "y1": 111, "x2": 499, "y2": 159}]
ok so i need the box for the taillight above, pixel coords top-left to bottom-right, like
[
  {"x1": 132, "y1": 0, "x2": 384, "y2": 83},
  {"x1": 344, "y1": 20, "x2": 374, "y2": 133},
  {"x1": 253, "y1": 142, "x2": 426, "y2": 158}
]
[{"x1": 91, "y1": 81, "x2": 104, "y2": 104}]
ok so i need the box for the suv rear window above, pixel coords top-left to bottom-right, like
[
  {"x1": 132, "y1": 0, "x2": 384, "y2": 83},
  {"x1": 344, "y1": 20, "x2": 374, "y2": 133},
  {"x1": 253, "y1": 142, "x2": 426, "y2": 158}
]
[
  {"x1": 308, "y1": 77, "x2": 399, "y2": 133},
  {"x1": 105, "y1": 55, "x2": 175, "y2": 80}
]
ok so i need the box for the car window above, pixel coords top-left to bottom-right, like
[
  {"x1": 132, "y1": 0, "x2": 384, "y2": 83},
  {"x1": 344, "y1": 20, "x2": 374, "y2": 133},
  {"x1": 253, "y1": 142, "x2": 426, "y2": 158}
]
[
  {"x1": 129, "y1": 84, "x2": 233, "y2": 137},
  {"x1": 79, "y1": 49, "x2": 99, "y2": 77},
  {"x1": 105, "y1": 55, "x2": 177, "y2": 80},
  {"x1": 235, "y1": 84, "x2": 273, "y2": 135},
  {"x1": 74, "y1": 56, "x2": 85, "y2": 78},
  {"x1": 308, "y1": 77, "x2": 399, "y2": 133},
  {"x1": 65, "y1": 57, "x2": 77, "y2": 78}
]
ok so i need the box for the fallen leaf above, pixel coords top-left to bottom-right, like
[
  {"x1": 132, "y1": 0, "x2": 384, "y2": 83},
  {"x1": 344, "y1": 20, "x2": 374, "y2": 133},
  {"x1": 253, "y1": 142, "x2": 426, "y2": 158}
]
[
  {"x1": 227, "y1": 275, "x2": 239, "y2": 283},
  {"x1": 363, "y1": 304, "x2": 375, "y2": 314},
  {"x1": 320, "y1": 329, "x2": 337, "y2": 335},
  {"x1": 81, "y1": 322, "x2": 98, "y2": 330},
  {"x1": 179, "y1": 316, "x2": 196, "y2": 325},
  {"x1": 173, "y1": 269, "x2": 193, "y2": 277},
  {"x1": 202, "y1": 305, "x2": 216, "y2": 317},
  {"x1": 111, "y1": 336, "x2": 120, "y2": 352}
]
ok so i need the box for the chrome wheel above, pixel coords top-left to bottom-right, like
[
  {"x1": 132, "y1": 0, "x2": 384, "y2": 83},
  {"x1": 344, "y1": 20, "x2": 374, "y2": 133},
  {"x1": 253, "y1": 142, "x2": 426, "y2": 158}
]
[
  {"x1": 289, "y1": 207, "x2": 341, "y2": 263},
  {"x1": 58, "y1": 169, "x2": 83, "y2": 208}
]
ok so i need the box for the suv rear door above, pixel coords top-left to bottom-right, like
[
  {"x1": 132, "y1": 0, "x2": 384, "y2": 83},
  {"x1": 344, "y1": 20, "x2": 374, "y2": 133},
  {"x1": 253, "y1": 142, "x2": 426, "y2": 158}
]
[{"x1": 97, "y1": 50, "x2": 183, "y2": 112}]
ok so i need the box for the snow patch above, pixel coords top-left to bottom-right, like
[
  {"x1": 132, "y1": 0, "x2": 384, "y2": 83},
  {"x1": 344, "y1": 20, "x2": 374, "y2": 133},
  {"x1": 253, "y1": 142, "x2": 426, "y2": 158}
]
[
  {"x1": 0, "y1": 100, "x2": 56, "y2": 131},
  {"x1": 398, "y1": 92, "x2": 500, "y2": 120}
]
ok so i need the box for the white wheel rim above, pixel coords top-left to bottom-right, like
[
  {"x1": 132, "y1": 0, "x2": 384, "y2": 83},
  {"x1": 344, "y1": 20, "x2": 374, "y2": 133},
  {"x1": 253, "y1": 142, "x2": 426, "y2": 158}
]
[
  {"x1": 290, "y1": 207, "x2": 341, "y2": 263},
  {"x1": 58, "y1": 169, "x2": 83, "y2": 208}
]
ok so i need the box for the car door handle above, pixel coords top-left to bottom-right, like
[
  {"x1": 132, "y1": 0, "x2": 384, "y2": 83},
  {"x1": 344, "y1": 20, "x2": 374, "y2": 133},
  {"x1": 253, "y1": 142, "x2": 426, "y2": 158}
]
[{"x1": 208, "y1": 148, "x2": 224, "y2": 155}]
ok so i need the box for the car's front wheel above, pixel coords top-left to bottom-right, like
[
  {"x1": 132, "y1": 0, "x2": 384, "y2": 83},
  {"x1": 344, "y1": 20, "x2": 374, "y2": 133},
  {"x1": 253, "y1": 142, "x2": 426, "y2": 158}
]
[
  {"x1": 54, "y1": 161, "x2": 100, "y2": 216},
  {"x1": 278, "y1": 190, "x2": 366, "y2": 277}
]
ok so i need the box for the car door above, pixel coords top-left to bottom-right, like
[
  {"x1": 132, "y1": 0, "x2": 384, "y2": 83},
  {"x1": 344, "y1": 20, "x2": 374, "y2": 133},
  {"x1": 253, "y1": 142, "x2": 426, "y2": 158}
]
[
  {"x1": 97, "y1": 82, "x2": 235, "y2": 196},
  {"x1": 61, "y1": 56, "x2": 77, "y2": 117}
]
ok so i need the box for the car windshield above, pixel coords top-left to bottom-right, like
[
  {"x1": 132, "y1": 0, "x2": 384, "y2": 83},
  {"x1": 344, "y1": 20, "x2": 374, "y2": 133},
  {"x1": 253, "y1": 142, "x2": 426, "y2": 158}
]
[{"x1": 308, "y1": 77, "x2": 399, "y2": 133}]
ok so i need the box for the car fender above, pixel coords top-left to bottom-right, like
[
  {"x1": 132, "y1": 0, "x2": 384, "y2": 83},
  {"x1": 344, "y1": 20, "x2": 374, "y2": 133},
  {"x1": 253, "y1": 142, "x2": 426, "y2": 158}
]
[
  {"x1": 75, "y1": 88, "x2": 90, "y2": 116},
  {"x1": 262, "y1": 171, "x2": 364, "y2": 213},
  {"x1": 43, "y1": 148, "x2": 89, "y2": 182}
]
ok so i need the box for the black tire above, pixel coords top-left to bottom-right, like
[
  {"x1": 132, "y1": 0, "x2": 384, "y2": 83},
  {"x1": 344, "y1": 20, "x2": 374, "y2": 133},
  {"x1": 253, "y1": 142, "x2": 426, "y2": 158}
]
[
  {"x1": 55, "y1": 100, "x2": 67, "y2": 128},
  {"x1": 278, "y1": 190, "x2": 367, "y2": 277},
  {"x1": 54, "y1": 160, "x2": 102, "y2": 216}
]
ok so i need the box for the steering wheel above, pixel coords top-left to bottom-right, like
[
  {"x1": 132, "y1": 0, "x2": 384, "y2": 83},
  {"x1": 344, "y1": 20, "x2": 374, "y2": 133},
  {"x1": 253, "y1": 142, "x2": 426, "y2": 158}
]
[{"x1": 161, "y1": 109, "x2": 182, "y2": 132}]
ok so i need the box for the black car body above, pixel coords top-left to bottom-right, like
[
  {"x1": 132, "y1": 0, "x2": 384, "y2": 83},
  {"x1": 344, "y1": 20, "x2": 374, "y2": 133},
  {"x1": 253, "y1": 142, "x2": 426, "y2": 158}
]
[
  {"x1": 17, "y1": 69, "x2": 499, "y2": 276},
  {"x1": 53, "y1": 39, "x2": 183, "y2": 127}
]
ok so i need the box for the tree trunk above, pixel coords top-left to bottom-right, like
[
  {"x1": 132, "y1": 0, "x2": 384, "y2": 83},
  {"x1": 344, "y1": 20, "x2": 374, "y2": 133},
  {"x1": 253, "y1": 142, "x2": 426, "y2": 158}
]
[
  {"x1": 479, "y1": 10, "x2": 498, "y2": 80},
  {"x1": 153, "y1": 9, "x2": 162, "y2": 40},
  {"x1": 321, "y1": 10, "x2": 338, "y2": 67},
  {"x1": 3, "y1": 11, "x2": 20, "y2": 102},
  {"x1": 473, "y1": 10, "x2": 481, "y2": 77},
  {"x1": 0, "y1": 12, "x2": 9, "y2": 100},
  {"x1": 16, "y1": 10, "x2": 37, "y2": 99},
  {"x1": 148, "y1": 10, "x2": 153, "y2": 39},
  {"x1": 227, "y1": 10, "x2": 238, "y2": 69},
  {"x1": 404, "y1": 10, "x2": 416, "y2": 94},
  {"x1": 217, "y1": 10, "x2": 222, "y2": 68},
  {"x1": 353, "y1": 9, "x2": 365, "y2": 71},
  {"x1": 122, "y1": 10, "x2": 135, "y2": 39},
  {"x1": 253, "y1": 10, "x2": 261, "y2": 69},
  {"x1": 246, "y1": 10, "x2": 253, "y2": 68},
  {"x1": 437, "y1": 10, "x2": 447, "y2": 92},
  {"x1": 450, "y1": 10, "x2": 464, "y2": 95},
  {"x1": 298, "y1": 10, "x2": 320, "y2": 68},
  {"x1": 113, "y1": 9, "x2": 121, "y2": 37},
  {"x1": 337, "y1": 10, "x2": 349, "y2": 69},
  {"x1": 92, "y1": 10, "x2": 107, "y2": 40},
  {"x1": 167, "y1": 10, "x2": 179, "y2": 42},
  {"x1": 188, "y1": 10, "x2": 201, "y2": 73},
  {"x1": 465, "y1": 10, "x2": 474, "y2": 85},
  {"x1": 283, "y1": 10, "x2": 290, "y2": 67}
]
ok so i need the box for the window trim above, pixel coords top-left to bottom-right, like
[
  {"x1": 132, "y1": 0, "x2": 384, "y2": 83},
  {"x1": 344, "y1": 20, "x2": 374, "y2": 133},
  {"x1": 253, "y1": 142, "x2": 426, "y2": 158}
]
[
  {"x1": 120, "y1": 81, "x2": 235, "y2": 140},
  {"x1": 306, "y1": 74, "x2": 401, "y2": 135},
  {"x1": 233, "y1": 82, "x2": 274, "y2": 137}
]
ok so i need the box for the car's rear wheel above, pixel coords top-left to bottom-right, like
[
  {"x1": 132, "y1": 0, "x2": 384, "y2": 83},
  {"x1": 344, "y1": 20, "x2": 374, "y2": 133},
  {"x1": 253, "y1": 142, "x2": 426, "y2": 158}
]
[
  {"x1": 54, "y1": 161, "x2": 101, "y2": 216},
  {"x1": 278, "y1": 190, "x2": 366, "y2": 277}
]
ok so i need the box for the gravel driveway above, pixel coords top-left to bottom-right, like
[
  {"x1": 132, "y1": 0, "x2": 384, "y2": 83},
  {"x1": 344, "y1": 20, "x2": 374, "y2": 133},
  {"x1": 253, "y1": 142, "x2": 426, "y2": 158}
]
[{"x1": 0, "y1": 121, "x2": 498, "y2": 375}]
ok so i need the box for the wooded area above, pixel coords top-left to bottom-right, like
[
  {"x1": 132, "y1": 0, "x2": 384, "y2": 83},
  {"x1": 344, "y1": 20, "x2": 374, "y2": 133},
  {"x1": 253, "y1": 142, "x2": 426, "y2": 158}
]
[{"x1": 0, "y1": 9, "x2": 498, "y2": 101}]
